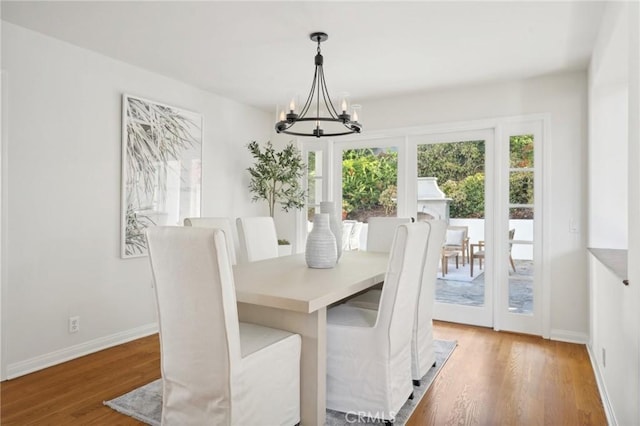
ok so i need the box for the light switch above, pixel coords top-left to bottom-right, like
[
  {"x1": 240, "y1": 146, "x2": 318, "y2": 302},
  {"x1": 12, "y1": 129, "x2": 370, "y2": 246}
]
[{"x1": 570, "y1": 219, "x2": 579, "y2": 233}]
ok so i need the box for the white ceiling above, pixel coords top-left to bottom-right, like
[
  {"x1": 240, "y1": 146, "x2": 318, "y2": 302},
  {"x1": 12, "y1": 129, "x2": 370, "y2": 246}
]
[{"x1": 1, "y1": 1, "x2": 606, "y2": 112}]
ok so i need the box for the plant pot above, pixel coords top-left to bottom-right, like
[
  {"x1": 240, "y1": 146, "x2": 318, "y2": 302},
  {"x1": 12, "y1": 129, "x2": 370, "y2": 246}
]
[{"x1": 277, "y1": 244, "x2": 292, "y2": 257}]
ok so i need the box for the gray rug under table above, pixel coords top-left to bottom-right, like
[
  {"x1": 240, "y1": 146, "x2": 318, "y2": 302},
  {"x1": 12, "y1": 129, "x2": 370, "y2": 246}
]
[{"x1": 105, "y1": 339, "x2": 457, "y2": 425}]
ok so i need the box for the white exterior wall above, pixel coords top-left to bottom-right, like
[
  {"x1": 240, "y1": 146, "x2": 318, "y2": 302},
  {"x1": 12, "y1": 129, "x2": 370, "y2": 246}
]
[
  {"x1": 449, "y1": 218, "x2": 533, "y2": 261},
  {"x1": 1, "y1": 22, "x2": 271, "y2": 377}
]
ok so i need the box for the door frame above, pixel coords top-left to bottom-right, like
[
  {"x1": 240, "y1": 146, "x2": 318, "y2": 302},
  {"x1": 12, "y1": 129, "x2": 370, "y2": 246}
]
[{"x1": 1, "y1": 70, "x2": 8, "y2": 380}]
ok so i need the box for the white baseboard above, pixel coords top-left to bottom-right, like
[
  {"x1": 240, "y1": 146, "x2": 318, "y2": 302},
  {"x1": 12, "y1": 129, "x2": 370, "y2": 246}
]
[
  {"x1": 549, "y1": 328, "x2": 589, "y2": 344},
  {"x1": 6, "y1": 322, "x2": 158, "y2": 380},
  {"x1": 586, "y1": 344, "x2": 617, "y2": 425}
]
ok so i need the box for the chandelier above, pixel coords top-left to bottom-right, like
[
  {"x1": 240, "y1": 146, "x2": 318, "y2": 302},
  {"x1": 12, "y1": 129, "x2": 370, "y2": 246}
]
[{"x1": 275, "y1": 32, "x2": 362, "y2": 138}]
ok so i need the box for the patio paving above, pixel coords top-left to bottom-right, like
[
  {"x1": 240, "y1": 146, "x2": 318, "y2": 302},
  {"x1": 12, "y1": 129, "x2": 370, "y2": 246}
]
[{"x1": 436, "y1": 259, "x2": 534, "y2": 314}]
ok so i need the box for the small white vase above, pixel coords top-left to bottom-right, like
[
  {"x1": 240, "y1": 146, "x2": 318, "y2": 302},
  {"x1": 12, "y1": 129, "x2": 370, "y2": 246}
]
[
  {"x1": 305, "y1": 213, "x2": 337, "y2": 268},
  {"x1": 320, "y1": 201, "x2": 342, "y2": 261}
]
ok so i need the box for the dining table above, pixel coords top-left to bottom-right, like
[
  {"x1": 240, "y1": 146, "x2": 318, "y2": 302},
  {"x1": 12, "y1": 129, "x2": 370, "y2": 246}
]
[{"x1": 233, "y1": 250, "x2": 389, "y2": 426}]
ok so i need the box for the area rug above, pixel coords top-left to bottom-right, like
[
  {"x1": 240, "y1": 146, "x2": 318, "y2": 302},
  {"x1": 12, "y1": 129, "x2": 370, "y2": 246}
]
[
  {"x1": 105, "y1": 339, "x2": 457, "y2": 426},
  {"x1": 438, "y1": 261, "x2": 484, "y2": 282}
]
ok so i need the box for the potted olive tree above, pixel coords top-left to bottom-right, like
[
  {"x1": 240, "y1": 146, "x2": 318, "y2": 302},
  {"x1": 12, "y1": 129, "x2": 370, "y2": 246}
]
[{"x1": 247, "y1": 140, "x2": 306, "y2": 255}]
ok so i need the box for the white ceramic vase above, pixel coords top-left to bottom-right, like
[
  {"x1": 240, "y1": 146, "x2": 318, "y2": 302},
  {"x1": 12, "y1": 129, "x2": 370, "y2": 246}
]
[
  {"x1": 305, "y1": 213, "x2": 337, "y2": 269},
  {"x1": 320, "y1": 201, "x2": 342, "y2": 261}
]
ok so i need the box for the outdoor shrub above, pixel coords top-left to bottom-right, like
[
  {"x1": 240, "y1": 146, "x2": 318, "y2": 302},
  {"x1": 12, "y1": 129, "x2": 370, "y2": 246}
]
[
  {"x1": 417, "y1": 141, "x2": 485, "y2": 184},
  {"x1": 509, "y1": 171, "x2": 534, "y2": 205},
  {"x1": 341, "y1": 136, "x2": 533, "y2": 220},
  {"x1": 379, "y1": 185, "x2": 397, "y2": 216},
  {"x1": 441, "y1": 173, "x2": 485, "y2": 218},
  {"x1": 342, "y1": 149, "x2": 397, "y2": 217}
]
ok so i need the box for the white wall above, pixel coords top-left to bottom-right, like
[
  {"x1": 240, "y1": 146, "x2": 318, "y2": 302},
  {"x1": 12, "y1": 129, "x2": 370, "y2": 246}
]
[
  {"x1": 355, "y1": 71, "x2": 589, "y2": 338},
  {"x1": 588, "y1": 0, "x2": 629, "y2": 249},
  {"x1": 588, "y1": 86, "x2": 627, "y2": 248},
  {"x1": 588, "y1": 2, "x2": 640, "y2": 425},
  {"x1": 1, "y1": 22, "x2": 271, "y2": 377}
]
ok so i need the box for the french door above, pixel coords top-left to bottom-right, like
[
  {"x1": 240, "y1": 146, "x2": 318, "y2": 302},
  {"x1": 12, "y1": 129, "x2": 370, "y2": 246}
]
[
  {"x1": 296, "y1": 116, "x2": 545, "y2": 335},
  {"x1": 409, "y1": 129, "x2": 495, "y2": 327},
  {"x1": 495, "y1": 121, "x2": 544, "y2": 335}
]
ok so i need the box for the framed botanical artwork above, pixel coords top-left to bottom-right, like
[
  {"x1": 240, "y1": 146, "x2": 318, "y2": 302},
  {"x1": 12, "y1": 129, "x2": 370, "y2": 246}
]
[{"x1": 121, "y1": 94, "x2": 202, "y2": 258}]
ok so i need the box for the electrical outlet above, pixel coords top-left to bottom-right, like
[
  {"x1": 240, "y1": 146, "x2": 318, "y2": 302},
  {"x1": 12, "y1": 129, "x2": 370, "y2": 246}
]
[
  {"x1": 69, "y1": 316, "x2": 80, "y2": 333},
  {"x1": 602, "y1": 347, "x2": 606, "y2": 367}
]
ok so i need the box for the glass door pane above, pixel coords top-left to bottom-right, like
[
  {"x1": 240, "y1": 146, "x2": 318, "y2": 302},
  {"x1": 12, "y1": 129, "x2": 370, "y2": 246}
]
[
  {"x1": 508, "y1": 135, "x2": 535, "y2": 314},
  {"x1": 306, "y1": 150, "x2": 323, "y2": 234},
  {"x1": 417, "y1": 140, "x2": 487, "y2": 307},
  {"x1": 342, "y1": 148, "x2": 398, "y2": 221},
  {"x1": 340, "y1": 145, "x2": 398, "y2": 251},
  {"x1": 411, "y1": 128, "x2": 494, "y2": 328},
  {"x1": 498, "y1": 122, "x2": 543, "y2": 337}
]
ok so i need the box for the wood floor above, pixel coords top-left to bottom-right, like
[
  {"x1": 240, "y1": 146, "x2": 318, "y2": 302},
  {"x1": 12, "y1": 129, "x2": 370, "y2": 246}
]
[
  {"x1": 1, "y1": 321, "x2": 607, "y2": 425},
  {"x1": 408, "y1": 322, "x2": 607, "y2": 426}
]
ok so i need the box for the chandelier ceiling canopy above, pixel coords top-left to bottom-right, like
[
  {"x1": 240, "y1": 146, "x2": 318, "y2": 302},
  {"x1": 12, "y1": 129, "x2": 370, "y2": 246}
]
[{"x1": 275, "y1": 32, "x2": 362, "y2": 138}]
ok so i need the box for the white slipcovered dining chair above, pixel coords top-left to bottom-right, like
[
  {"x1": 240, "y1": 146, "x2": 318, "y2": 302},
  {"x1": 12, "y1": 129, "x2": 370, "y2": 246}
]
[
  {"x1": 365, "y1": 216, "x2": 413, "y2": 252},
  {"x1": 146, "y1": 226, "x2": 301, "y2": 426},
  {"x1": 184, "y1": 217, "x2": 237, "y2": 265},
  {"x1": 236, "y1": 216, "x2": 279, "y2": 263},
  {"x1": 345, "y1": 220, "x2": 447, "y2": 385},
  {"x1": 326, "y1": 222, "x2": 430, "y2": 421}
]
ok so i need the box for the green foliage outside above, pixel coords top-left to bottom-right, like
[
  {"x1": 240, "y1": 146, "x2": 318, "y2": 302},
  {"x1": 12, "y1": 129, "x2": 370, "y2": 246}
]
[
  {"x1": 379, "y1": 185, "x2": 397, "y2": 216},
  {"x1": 417, "y1": 135, "x2": 534, "y2": 218},
  {"x1": 417, "y1": 141, "x2": 485, "y2": 184},
  {"x1": 440, "y1": 173, "x2": 486, "y2": 218},
  {"x1": 509, "y1": 135, "x2": 534, "y2": 218},
  {"x1": 418, "y1": 140, "x2": 486, "y2": 218},
  {"x1": 510, "y1": 135, "x2": 534, "y2": 168},
  {"x1": 340, "y1": 135, "x2": 534, "y2": 220},
  {"x1": 342, "y1": 148, "x2": 397, "y2": 221}
]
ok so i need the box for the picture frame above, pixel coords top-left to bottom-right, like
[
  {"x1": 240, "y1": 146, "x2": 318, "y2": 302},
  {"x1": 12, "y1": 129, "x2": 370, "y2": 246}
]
[{"x1": 121, "y1": 94, "x2": 203, "y2": 258}]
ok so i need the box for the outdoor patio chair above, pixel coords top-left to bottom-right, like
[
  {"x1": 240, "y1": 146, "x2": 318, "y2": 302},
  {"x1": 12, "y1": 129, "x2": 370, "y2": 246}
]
[
  {"x1": 470, "y1": 228, "x2": 516, "y2": 276},
  {"x1": 443, "y1": 226, "x2": 470, "y2": 265}
]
